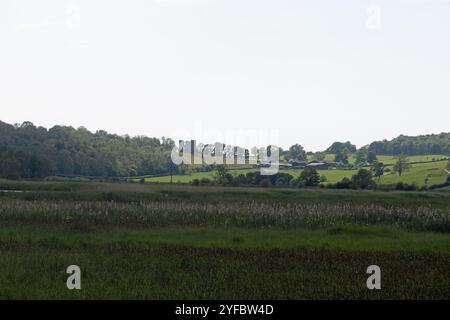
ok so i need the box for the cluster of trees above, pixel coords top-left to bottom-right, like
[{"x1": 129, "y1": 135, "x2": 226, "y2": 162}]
[
  {"x1": 368, "y1": 133, "x2": 450, "y2": 155},
  {"x1": 193, "y1": 166, "x2": 378, "y2": 190},
  {"x1": 204, "y1": 165, "x2": 297, "y2": 187},
  {"x1": 281, "y1": 144, "x2": 307, "y2": 161},
  {"x1": 355, "y1": 148, "x2": 378, "y2": 165},
  {"x1": 326, "y1": 141, "x2": 357, "y2": 154},
  {"x1": 0, "y1": 121, "x2": 176, "y2": 179}
]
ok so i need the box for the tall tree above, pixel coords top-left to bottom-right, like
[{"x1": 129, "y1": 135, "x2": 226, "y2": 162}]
[
  {"x1": 372, "y1": 162, "x2": 384, "y2": 179},
  {"x1": 355, "y1": 149, "x2": 367, "y2": 165},
  {"x1": 334, "y1": 149, "x2": 349, "y2": 164},
  {"x1": 286, "y1": 144, "x2": 307, "y2": 161},
  {"x1": 393, "y1": 156, "x2": 411, "y2": 176},
  {"x1": 367, "y1": 151, "x2": 378, "y2": 164}
]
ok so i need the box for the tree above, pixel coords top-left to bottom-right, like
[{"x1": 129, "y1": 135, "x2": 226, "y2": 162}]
[
  {"x1": 355, "y1": 149, "x2": 367, "y2": 165},
  {"x1": 298, "y1": 168, "x2": 320, "y2": 187},
  {"x1": 28, "y1": 155, "x2": 51, "y2": 178},
  {"x1": 313, "y1": 152, "x2": 326, "y2": 161},
  {"x1": 367, "y1": 151, "x2": 378, "y2": 164},
  {"x1": 214, "y1": 165, "x2": 227, "y2": 184},
  {"x1": 336, "y1": 177, "x2": 352, "y2": 189},
  {"x1": 334, "y1": 149, "x2": 349, "y2": 164},
  {"x1": 286, "y1": 144, "x2": 307, "y2": 161},
  {"x1": 351, "y1": 169, "x2": 375, "y2": 189},
  {"x1": 326, "y1": 141, "x2": 356, "y2": 154},
  {"x1": 393, "y1": 156, "x2": 411, "y2": 176},
  {"x1": 270, "y1": 172, "x2": 294, "y2": 186},
  {"x1": 168, "y1": 161, "x2": 177, "y2": 184},
  {"x1": 372, "y1": 162, "x2": 384, "y2": 179}
]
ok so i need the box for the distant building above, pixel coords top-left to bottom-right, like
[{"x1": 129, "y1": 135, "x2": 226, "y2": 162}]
[
  {"x1": 306, "y1": 162, "x2": 338, "y2": 170},
  {"x1": 278, "y1": 160, "x2": 292, "y2": 169},
  {"x1": 289, "y1": 160, "x2": 308, "y2": 169}
]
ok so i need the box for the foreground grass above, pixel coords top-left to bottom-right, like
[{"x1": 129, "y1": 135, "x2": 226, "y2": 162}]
[
  {"x1": 0, "y1": 244, "x2": 448, "y2": 299},
  {"x1": 0, "y1": 223, "x2": 449, "y2": 299}
]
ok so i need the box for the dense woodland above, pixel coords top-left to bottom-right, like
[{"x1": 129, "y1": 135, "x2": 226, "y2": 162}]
[
  {"x1": 368, "y1": 133, "x2": 450, "y2": 155},
  {"x1": 0, "y1": 120, "x2": 449, "y2": 179},
  {"x1": 0, "y1": 121, "x2": 174, "y2": 179}
]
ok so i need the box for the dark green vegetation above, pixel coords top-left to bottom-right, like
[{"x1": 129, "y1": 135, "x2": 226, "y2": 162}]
[
  {"x1": 0, "y1": 180, "x2": 449, "y2": 299},
  {"x1": 0, "y1": 120, "x2": 176, "y2": 179},
  {"x1": 368, "y1": 133, "x2": 450, "y2": 155},
  {"x1": 1, "y1": 243, "x2": 448, "y2": 299},
  {"x1": 326, "y1": 141, "x2": 357, "y2": 154}
]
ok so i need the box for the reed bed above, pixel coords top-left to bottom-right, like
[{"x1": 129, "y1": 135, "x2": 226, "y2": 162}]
[{"x1": 0, "y1": 200, "x2": 448, "y2": 232}]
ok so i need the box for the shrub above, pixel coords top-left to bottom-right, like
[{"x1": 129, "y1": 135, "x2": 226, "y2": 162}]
[
  {"x1": 336, "y1": 177, "x2": 352, "y2": 189},
  {"x1": 298, "y1": 168, "x2": 320, "y2": 187},
  {"x1": 200, "y1": 178, "x2": 211, "y2": 185},
  {"x1": 260, "y1": 179, "x2": 270, "y2": 188},
  {"x1": 351, "y1": 169, "x2": 375, "y2": 189}
]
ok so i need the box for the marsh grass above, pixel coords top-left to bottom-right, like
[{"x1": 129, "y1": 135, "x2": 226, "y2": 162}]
[
  {"x1": 0, "y1": 182, "x2": 449, "y2": 299},
  {"x1": 0, "y1": 200, "x2": 449, "y2": 232}
]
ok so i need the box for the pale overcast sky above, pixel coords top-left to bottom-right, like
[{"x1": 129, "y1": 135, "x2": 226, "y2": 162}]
[{"x1": 0, "y1": 0, "x2": 449, "y2": 151}]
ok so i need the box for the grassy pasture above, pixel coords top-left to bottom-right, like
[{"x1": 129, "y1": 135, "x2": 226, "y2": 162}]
[{"x1": 142, "y1": 155, "x2": 449, "y2": 186}]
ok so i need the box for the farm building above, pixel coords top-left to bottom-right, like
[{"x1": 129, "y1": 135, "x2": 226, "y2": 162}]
[
  {"x1": 306, "y1": 162, "x2": 339, "y2": 169},
  {"x1": 289, "y1": 160, "x2": 308, "y2": 169}
]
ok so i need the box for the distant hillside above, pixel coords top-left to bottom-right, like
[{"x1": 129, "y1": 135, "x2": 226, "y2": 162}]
[
  {"x1": 0, "y1": 121, "x2": 175, "y2": 179},
  {"x1": 367, "y1": 133, "x2": 450, "y2": 156},
  {"x1": 0, "y1": 120, "x2": 449, "y2": 179}
]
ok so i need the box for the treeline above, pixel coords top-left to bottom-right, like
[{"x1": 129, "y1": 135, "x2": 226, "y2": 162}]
[
  {"x1": 0, "y1": 121, "x2": 175, "y2": 179},
  {"x1": 1, "y1": 120, "x2": 449, "y2": 180},
  {"x1": 367, "y1": 133, "x2": 450, "y2": 155}
]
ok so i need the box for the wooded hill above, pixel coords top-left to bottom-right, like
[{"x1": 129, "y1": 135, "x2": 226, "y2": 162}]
[
  {"x1": 367, "y1": 133, "x2": 450, "y2": 156},
  {"x1": 0, "y1": 121, "x2": 174, "y2": 179}
]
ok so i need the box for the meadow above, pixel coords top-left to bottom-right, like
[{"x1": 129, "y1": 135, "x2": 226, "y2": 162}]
[
  {"x1": 0, "y1": 180, "x2": 449, "y2": 299},
  {"x1": 142, "y1": 154, "x2": 449, "y2": 186}
]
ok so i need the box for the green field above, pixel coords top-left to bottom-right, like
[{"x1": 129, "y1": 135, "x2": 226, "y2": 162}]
[
  {"x1": 0, "y1": 180, "x2": 449, "y2": 299},
  {"x1": 377, "y1": 160, "x2": 448, "y2": 185},
  {"x1": 142, "y1": 154, "x2": 450, "y2": 186}
]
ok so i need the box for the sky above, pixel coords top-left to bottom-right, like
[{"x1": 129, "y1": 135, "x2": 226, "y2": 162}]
[{"x1": 0, "y1": 0, "x2": 449, "y2": 151}]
